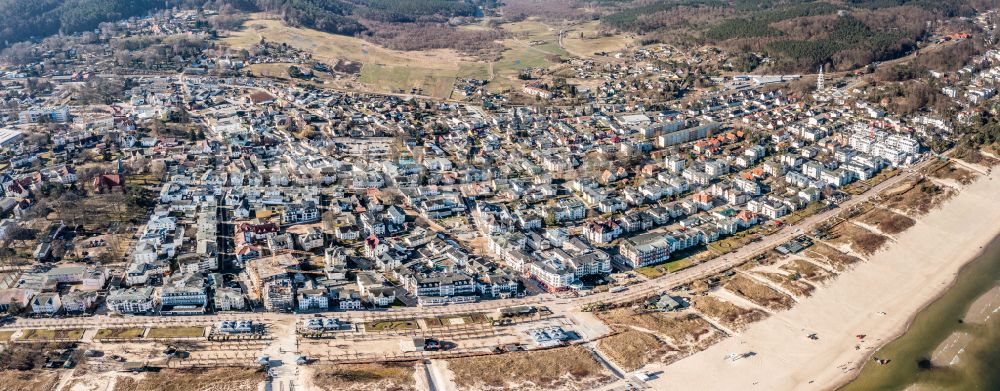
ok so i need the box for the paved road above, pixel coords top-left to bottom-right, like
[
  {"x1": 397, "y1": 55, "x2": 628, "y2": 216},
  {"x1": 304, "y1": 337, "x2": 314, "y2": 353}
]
[
  {"x1": 584, "y1": 342, "x2": 625, "y2": 379},
  {"x1": 427, "y1": 360, "x2": 457, "y2": 391},
  {"x1": 263, "y1": 326, "x2": 299, "y2": 391},
  {"x1": 423, "y1": 361, "x2": 439, "y2": 391}
]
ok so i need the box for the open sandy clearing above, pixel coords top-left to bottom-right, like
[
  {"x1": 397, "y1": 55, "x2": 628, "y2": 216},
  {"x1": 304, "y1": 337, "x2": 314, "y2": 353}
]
[{"x1": 446, "y1": 346, "x2": 612, "y2": 391}]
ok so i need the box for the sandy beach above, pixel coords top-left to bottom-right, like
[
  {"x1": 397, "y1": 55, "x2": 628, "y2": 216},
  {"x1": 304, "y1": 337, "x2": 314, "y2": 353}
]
[
  {"x1": 930, "y1": 331, "x2": 972, "y2": 366},
  {"x1": 647, "y1": 169, "x2": 1000, "y2": 391},
  {"x1": 964, "y1": 285, "x2": 1000, "y2": 324}
]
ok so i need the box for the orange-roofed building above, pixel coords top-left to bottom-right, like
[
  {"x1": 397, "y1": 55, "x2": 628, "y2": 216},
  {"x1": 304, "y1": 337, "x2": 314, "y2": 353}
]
[
  {"x1": 735, "y1": 210, "x2": 759, "y2": 227},
  {"x1": 691, "y1": 192, "x2": 714, "y2": 210}
]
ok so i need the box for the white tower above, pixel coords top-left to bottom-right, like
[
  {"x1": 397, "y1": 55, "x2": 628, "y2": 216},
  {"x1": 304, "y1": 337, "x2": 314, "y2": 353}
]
[{"x1": 817, "y1": 65, "x2": 825, "y2": 91}]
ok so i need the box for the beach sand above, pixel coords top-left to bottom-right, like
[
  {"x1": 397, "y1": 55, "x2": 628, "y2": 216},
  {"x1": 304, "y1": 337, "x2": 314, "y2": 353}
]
[
  {"x1": 963, "y1": 285, "x2": 1000, "y2": 324},
  {"x1": 647, "y1": 169, "x2": 1000, "y2": 391},
  {"x1": 930, "y1": 331, "x2": 972, "y2": 366}
]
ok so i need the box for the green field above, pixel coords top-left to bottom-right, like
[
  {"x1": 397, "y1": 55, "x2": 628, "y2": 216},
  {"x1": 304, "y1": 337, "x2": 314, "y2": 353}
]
[
  {"x1": 95, "y1": 327, "x2": 146, "y2": 339},
  {"x1": 423, "y1": 313, "x2": 491, "y2": 328},
  {"x1": 490, "y1": 47, "x2": 563, "y2": 92},
  {"x1": 146, "y1": 326, "x2": 205, "y2": 339},
  {"x1": 359, "y1": 63, "x2": 488, "y2": 99},
  {"x1": 561, "y1": 21, "x2": 633, "y2": 57},
  {"x1": 223, "y1": 16, "x2": 579, "y2": 97},
  {"x1": 22, "y1": 329, "x2": 84, "y2": 341},
  {"x1": 364, "y1": 320, "x2": 419, "y2": 332},
  {"x1": 224, "y1": 16, "x2": 491, "y2": 98},
  {"x1": 636, "y1": 258, "x2": 697, "y2": 279},
  {"x1": 707, "y1": 225, "x2": 777, "y2": 256},
  {"x1": 422, "y1": 317, "x2": 444, "y2": 328},
  {"x1": 844, "y1": 169, "x2": 900, "y2": 195}
]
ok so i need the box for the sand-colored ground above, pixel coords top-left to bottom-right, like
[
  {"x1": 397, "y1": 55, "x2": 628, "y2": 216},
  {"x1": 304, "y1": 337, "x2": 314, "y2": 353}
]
[
  {"x1": 595, "y1": 309, "x2": 724, "y2": 351},
  {"x1": 222, "y1": 15, "x2": 602, "y2": 97},
  {"x1": 825, "y1": 222, "x2": 889, "y2": 256},
  {"x1": 224, "y1": 17, "x2": 478, "y2": 71},
  {"x1": 803, "y1": 241, "x2": 862, "y2": 271},
  {"x1": 779, "y1": 257, "x2": 835, "y2": 283},
  {"x1": 964, "y1": 285, "x2": 1000, "y2": 324},
  {"x1": 307, "y1": 362, "x2": 418, "y2": 391},
  {"x1": 446, "y1": 345, "x2": 612, "y2": 391},
  {"x1": 723, "y1": 275, "x2": 795, "y2": 311},
  {"x1": 690, "y1": 294, "x2": 768, "y2": 332},
  {"x1": 116, "y1": 368, "x2": 261, "y2": 391},
  {"x1": 222, "y1": 16, "x2": 489, "y2": 98},
  {"x1": 930, "y1": 331, "x2": 973, "y2": 366},
  {"x1": 560, "y1": 21, "x2": 633, "y2": 57},
  {"x1": 883, "y1": 178, "x2": 956, "y2": 216},
  {"x1": 929, "y1": 161, "x2": 979, "y2": 185},
  {"x1": 857, "y1": 208, "x2": 915, "y2": 235},
  {"x1": 757, "y1": 271, "x2": 815, "y2": 297},
  {"x1": 595, "y1": 329, "x2": 674, "y2": 372},
  {"x1": 649, "y1": 169, "x2": 1000, "y2": 390},
  {"x1": 0, "y1": 371, "x2": 59, "y2": 391},
  {"x1": 299, "y1": 338, "x2": 404, "y2": 358}
]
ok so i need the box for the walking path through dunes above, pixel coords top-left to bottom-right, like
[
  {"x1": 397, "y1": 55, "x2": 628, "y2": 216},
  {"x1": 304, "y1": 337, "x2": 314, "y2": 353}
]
[{"x1": 648, "y1": 170, "x2": 1000, "y2": 391}]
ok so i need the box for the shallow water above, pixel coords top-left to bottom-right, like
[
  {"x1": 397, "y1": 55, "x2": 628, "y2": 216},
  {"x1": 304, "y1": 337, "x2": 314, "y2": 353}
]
[{"x1": 840, "y1": 235, "x2": 1000, "y2": 391}]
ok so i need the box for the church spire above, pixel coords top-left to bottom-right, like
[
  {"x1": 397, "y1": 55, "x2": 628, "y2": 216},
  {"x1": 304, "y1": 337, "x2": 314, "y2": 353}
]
[{"x1": 817, "y1": 65, "x2": 825, "y2": 91}]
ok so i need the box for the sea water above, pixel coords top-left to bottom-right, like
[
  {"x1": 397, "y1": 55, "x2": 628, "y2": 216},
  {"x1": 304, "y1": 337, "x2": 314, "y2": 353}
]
[{"x1": 841, "y1": 235, "x2": 1000, "y2": 391}]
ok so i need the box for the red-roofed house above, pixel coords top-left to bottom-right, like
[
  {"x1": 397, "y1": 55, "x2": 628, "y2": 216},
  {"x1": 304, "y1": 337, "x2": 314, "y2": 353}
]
[{"x1": 92, "y1": 174, "x2": 125, "y2": 194}]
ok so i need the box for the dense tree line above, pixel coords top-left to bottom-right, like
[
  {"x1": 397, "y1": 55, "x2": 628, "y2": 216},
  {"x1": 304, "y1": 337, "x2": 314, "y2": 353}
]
[
  {"x1": 365, "y1": 23, "x2": 506, "y2": 54},
  {"x1": 847, "y1": 0, "x2": 983, "y2": 17},
  {"x1": 258, "y1": 0, "x2": 365, "y2": 35},
  {"x1": 603, "y1": 0, "x2": 997, "y2": 73},
  {"x1": 766, "y1": 15, "x2": 918, "y2": 71},
  {"x1": 353, "y1": 0, "x2": 479, "y2": 23},
  {"x1": 501, "y1": 0, "x2": 595, "y2": 22},
  {"x1": 250, "y1": 0, "x2": 489, "y2": 35},
  {"x1": 704, "y1": 2, "x2": 845, "y2": 41},
  {"x1": 705, "y1": 19, "x2": 781, "y2": 41},
  {"x1": 755, "y1": 2, "x2": 841, "y2": 22},
  {"x1": 872, "y1": 40, "x2": 982, "y2": 83},
  {"x1": 110, "y1": 34, "x2": 214, "y2": 69},
  {"x1": 962, "y1": 116, "x2": 1000, "y2": 148},
  {"x1": 950, "y1": 110, "x2": 1000, "y2": 162},
  {"x1": 0, "y1": 0, "x2": 161, "y2": 49},
  {"x1": 0, "y1": 0, "x2": 497, "y2": 50},
  {"x1": 867, "y1": 79, "x2": 953, "y2": 116},
  {"x1": 601, "y1": 0, "x2": 726, "y2": 32}
]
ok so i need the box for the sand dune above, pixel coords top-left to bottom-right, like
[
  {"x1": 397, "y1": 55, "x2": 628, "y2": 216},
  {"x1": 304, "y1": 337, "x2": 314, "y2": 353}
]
[{"x1": 648, "y1": 169, "x2": 1000, "y2": 391}]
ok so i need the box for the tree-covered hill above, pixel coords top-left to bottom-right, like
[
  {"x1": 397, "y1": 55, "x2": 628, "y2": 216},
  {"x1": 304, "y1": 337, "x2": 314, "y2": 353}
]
[
  {"x1": 0, "y1": 0, "x2": 498, "y2": 49},
  {"x1": 600, "y1": 0, "x2": 999, "y2": 72},
  {"x1": 0, "y1": 0, "x2": 162, "y2": 48}
]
